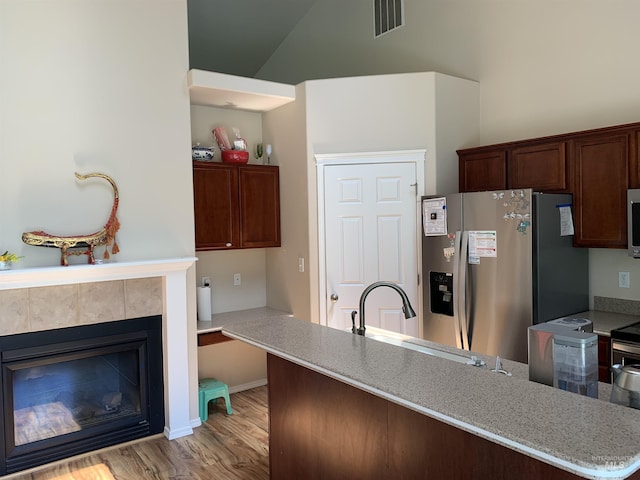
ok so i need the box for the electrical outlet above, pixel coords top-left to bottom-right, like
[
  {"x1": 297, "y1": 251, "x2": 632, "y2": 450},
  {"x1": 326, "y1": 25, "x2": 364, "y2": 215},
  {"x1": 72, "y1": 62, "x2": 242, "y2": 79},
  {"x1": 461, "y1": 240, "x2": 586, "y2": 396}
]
[
  {"x1": 233, "y1": 273, "x2": 241, "y2": 286},
  {"x1": 201, "y1": 276, "x2": 211, "y2": 287},
  {"x1": 619, "y1": 271, "x2": 630, "y2": 289},
  {"x1": 298, "y1": 257, "x2": 305, "y2": 273}
]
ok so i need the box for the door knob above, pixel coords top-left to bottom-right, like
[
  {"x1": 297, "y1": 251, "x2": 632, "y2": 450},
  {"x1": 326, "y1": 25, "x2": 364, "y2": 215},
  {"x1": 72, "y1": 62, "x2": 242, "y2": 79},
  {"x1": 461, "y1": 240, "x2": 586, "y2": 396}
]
[{"x1": 330, "y1": 293, "x2": 339, "y2": 302}]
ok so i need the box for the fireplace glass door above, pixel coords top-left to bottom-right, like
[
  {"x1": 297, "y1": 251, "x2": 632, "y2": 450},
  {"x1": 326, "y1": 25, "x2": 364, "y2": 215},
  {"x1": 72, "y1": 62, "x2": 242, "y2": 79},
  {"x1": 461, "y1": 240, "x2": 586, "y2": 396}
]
[
  {"x1": 0, "y1": 317, "x2": 163, "y2": 475},
  {"x1": 8, "y1": 342, "x2": 145, "y2": 449}
]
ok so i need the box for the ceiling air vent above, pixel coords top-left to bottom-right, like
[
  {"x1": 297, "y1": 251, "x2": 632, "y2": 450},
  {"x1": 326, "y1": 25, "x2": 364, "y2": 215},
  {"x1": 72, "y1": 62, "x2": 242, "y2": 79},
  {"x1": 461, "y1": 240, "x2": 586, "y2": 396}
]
[{"x1": 374, "y1": 0, "x2": 404, "y2": 37}]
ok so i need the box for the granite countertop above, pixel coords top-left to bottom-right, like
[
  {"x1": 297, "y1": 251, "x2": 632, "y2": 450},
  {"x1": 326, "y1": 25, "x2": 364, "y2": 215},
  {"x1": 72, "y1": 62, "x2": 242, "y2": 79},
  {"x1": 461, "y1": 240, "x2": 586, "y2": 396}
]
[
  {"x1": 563, "y1": 310, "x2": 640, "y2": 336},
  {"x1": 197, "y1": 308, "x2": 278, "y2": 333},
  {"x1": 218, "y1": 307, "x2": 640, "y2": 480}
]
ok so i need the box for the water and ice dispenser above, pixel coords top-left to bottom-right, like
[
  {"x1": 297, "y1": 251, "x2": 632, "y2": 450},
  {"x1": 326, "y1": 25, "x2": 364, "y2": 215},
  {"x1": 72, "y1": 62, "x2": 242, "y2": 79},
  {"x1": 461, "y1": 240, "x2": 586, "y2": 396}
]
[{"x1": 429, "y1": 272, "x2": 453, "y2": 316}]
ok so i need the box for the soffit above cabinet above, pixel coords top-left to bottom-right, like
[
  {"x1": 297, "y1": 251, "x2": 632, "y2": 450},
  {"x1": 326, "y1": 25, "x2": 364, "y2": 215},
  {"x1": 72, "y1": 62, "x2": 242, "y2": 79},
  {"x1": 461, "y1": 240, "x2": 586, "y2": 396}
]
[{"x1": 187, "y1": 69, "x2": 295, "y2": 112}]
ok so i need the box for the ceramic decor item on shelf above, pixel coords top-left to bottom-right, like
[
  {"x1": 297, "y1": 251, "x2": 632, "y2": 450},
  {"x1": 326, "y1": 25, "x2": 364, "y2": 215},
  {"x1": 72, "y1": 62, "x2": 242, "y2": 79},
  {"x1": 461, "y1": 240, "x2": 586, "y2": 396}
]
[
  {"x1": 0, "y1": 251, "x2": 21, "y2": 270},
  {"x1": 221, "y1": 150, "x2": 249, "y2": 164},
  {"x1": 212, "y1": 127, "x2": 231, "y2": 151},
  {"x1": 192, "y1": 143, "x2": 216, "y2": 161}
]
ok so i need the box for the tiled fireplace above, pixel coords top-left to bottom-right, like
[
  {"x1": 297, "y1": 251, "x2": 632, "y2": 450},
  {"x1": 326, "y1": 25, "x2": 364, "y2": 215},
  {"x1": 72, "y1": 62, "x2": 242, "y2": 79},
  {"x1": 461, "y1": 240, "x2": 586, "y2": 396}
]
[{"x1": 0, "y1": 258, "x2": 196, "y2": 473}]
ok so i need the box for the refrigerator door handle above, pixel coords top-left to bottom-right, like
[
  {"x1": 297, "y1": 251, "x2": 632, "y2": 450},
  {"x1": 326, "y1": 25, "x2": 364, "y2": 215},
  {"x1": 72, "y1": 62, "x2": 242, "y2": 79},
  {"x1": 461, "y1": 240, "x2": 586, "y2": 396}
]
[
  {"x1": 458, "y1": 231, "x2": 470, "y2": 351},
  {"x1": 451, "y1": 231, "x2": 463, "y2": 350}
]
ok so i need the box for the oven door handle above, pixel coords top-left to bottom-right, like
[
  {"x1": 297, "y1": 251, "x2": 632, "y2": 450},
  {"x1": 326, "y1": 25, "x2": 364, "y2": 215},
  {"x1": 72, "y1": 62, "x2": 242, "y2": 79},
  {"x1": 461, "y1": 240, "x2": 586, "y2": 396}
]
[{"x1": 612, "y1": 341, "x2": 640, "y2": 357}]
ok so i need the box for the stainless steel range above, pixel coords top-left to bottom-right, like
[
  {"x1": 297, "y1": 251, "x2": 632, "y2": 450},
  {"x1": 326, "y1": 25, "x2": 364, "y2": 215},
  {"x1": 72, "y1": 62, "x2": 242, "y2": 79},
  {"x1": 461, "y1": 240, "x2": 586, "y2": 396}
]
[{"x1": 610, "y1": 322, "x2": 640, "y2": 366}]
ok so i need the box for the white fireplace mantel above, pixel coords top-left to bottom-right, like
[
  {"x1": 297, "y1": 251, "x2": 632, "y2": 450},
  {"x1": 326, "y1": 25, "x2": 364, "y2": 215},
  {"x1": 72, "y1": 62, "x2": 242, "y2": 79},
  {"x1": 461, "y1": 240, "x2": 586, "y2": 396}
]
[
  {"x1": 0, "y1": 257, "x2": 199, "y2": 441},
  {"x1": 0, "y1": 258, "x2": 197, "y2": 290}
]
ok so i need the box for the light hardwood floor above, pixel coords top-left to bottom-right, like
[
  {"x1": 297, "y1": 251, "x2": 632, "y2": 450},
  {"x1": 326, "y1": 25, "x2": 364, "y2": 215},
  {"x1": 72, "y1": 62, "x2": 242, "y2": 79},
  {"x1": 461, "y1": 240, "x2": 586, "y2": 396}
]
[{"x1": 7, "y1": 386, "x2": 269, "y2": 480}]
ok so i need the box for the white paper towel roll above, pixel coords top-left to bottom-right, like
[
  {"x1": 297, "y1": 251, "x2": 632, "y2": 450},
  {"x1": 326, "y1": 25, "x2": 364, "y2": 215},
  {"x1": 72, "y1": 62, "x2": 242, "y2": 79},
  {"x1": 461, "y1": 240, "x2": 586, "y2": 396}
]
[{"x1": 197, "y1": 286, "x2": 212, "y2": 321}]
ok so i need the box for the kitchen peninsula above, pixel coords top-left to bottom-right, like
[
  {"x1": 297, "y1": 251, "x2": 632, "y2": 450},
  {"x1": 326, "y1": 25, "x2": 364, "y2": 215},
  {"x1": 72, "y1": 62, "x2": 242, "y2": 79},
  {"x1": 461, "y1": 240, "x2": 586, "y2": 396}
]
[{"x1": 207, "y1": 308, "x2": 640, "y2": 480}]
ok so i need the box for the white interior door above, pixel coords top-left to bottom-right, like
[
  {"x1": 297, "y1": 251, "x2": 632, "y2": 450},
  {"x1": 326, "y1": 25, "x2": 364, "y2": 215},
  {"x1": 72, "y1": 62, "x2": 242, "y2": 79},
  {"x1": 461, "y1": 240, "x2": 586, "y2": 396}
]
[{"x1": 323, "y1": 162, "x2": 419, "y2": 336}]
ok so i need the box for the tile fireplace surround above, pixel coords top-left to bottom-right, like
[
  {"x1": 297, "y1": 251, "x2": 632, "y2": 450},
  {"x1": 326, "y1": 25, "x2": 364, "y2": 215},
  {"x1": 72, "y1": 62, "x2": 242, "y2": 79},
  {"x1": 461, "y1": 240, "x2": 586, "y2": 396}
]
[{"x1": 0, "y1": 257, "x2": 197, "y2": 443}]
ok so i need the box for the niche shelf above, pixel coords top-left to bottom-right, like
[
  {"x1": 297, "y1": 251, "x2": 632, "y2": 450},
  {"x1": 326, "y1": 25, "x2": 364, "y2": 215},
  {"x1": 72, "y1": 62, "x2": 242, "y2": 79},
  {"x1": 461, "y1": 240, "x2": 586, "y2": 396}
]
[{"x1": 187, "y1": 69, "x2": 295, "y2": 112}]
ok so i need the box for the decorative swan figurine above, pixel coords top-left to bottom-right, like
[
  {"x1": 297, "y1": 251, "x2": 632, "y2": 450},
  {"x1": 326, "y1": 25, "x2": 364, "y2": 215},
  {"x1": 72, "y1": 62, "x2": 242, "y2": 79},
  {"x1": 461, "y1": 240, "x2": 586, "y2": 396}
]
[{"x1": 22, "y1": 172, "x2": 120, "y2": 266}]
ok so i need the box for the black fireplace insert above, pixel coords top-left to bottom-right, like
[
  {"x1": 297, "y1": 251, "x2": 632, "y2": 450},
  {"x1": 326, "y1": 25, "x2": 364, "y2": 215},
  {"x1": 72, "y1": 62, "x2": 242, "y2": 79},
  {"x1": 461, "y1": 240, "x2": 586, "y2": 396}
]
[{"x1": 0, "y1": 316, "x2": 164, "y2": 475}]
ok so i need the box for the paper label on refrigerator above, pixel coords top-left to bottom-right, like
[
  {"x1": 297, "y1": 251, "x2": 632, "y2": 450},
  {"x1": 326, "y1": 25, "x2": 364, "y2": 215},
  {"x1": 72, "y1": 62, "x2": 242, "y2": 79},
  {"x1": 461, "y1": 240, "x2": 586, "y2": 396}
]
[
  {"x1": 422, "y1": 197, "x2": 447, "y2": 236},
  {"x1": 468, "y1": 231, "x2": 497, "y2": 258},
  {"x1": 558, "y1": 205, "x2": 575, "y2": 236}
]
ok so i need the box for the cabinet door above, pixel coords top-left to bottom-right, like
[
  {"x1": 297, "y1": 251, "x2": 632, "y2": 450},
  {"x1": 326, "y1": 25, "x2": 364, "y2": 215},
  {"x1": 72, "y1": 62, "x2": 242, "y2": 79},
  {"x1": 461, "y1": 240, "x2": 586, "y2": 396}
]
[
  {"x1": 631, "y1": 129, "x2": 640, "y2": 189},
  {"x1": 239, "y1": 165, "x2": 281, "y2": 248},
  {"x1": 508, "y1": 142, "x2": 568, "y2": 192},
  {"x1": 572, "y1": 133, "x2": 630, "y2": 248},
  {"x1": 458, "y1": 150, "x2": 507, "y2": 192},
  {"x1": 598, "y1": 335, "x2": 612, "y2": 384},
  {"x1": 193, "y1": 162, "x2": 239, "y2": 250}
]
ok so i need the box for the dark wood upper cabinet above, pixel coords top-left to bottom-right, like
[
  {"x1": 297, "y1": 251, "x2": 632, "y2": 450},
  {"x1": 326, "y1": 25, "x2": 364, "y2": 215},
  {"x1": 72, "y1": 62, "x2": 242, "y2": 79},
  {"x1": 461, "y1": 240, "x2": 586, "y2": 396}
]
[
  {"x1": 193, "y1": 162, "x2": 281, "y2": 251},
  {"x1": 459, "y1": 141, "x2": 568, "y2": 193},
  {"x1": 571, "y1": 132, "x2": 630, "y2": 248},
  {"x1": 238, "y1": 165, "x2": 281, "y2": 248},
  {"x1": 631, "y1": 128, "x2": 640, "y2": 189},
  {"x1": 509, "y1": 142, "x2": 568, "y2": 191},
  {"x1": 458, "y1": 121, "x2": 640, "y2": 249},
  {"x1": 458, "y1": 150, "x2": 507, "y2": 192},
  {"x1": 193, "y1": 162, "x2": 239, "y2": 250}
]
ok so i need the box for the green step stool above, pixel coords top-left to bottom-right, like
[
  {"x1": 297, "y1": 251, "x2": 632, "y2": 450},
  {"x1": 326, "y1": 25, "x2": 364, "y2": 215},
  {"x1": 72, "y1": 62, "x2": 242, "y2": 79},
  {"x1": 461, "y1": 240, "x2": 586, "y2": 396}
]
[{"x1": 199, "y1": 378, "x2": 232, "y2": 422}]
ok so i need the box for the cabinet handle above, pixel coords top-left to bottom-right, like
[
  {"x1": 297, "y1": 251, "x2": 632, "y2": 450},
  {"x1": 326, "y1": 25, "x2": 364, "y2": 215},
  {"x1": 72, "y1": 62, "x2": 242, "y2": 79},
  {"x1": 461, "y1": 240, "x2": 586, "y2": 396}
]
[{"x1": 226, "y1": 243, "x2": 232, "y2": 247}]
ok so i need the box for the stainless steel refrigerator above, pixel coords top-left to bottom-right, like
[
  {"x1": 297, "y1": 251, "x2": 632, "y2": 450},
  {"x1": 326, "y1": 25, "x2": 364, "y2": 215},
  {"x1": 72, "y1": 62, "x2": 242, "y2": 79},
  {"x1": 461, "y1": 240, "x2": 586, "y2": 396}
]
[{"x1": 421, "y1": 189, "x2": 588, "y2": 364}]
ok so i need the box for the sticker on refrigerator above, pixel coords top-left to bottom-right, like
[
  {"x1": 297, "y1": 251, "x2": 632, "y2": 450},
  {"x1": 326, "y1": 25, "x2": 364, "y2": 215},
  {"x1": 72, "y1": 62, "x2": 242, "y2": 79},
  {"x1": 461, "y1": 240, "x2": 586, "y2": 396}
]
[
  {"x1": 422, "y1": 197, "x2": 447, "y2": 236},
  {"x1": 468, "y1": 231, "x2": 497, "y2": 258}
]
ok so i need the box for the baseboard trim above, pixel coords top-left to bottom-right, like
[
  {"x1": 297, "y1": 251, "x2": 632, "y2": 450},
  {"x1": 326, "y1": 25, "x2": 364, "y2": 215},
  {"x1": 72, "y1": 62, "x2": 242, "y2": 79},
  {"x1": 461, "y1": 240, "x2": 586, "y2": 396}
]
[{"x1": 228, "y1": 378, "x2": 267, "y2": 394}]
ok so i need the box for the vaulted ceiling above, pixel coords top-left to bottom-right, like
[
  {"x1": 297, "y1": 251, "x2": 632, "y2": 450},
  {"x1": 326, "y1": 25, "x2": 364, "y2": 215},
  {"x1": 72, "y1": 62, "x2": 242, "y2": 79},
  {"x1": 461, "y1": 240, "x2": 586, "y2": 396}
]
[{"x1": 187, "y1": 0, "x2": 318, "y2": 78}]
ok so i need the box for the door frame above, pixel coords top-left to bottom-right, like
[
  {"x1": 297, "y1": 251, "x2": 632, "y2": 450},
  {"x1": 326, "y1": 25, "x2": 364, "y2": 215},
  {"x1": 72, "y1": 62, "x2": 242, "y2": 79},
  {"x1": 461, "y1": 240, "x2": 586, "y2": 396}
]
[{"x1": 315, "y1": 149, "x2": 427, "y2": 332}]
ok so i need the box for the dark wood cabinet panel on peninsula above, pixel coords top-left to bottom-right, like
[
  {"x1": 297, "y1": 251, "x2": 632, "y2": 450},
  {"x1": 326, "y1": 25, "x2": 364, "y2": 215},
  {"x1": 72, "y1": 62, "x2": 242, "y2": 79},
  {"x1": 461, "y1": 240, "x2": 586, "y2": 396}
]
[
  {"x1": 193, "y1": 162, "x2": 281, "y2": 250},
  {"x1": 267, "y1": 353, "x2": 612, "y2": 479},
  {"x1": 458, "y1": 120, "x2": 640, "y2": 248}
]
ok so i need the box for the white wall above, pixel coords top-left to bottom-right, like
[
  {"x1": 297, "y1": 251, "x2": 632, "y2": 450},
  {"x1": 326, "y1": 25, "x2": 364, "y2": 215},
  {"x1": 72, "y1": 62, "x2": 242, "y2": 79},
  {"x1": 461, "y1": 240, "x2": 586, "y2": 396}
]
[
  {"x1": 590, "y1": 251, "x2": 640, "y2": 304},
  {"x1": 263, "y1": 87, "x2": 312, "y2": 321},
  {"x1": 259, "y1": 0, "x2": 640, "y2": 142},
  {"x1": 197, "y1": 341, "x2": 266, "y2": 391},
  {"x1": 258, "y1": 0, "x2": 640, "y2": 305},
  {"x1": 271, "y1": 72, "x2": 477, "y2": 324},
  {"x1": 1, "y1": 0, "x2": 194, "y2": 267},
  {"x1": 1, "y1": 0, "x2": 200, "y2": 422}
]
